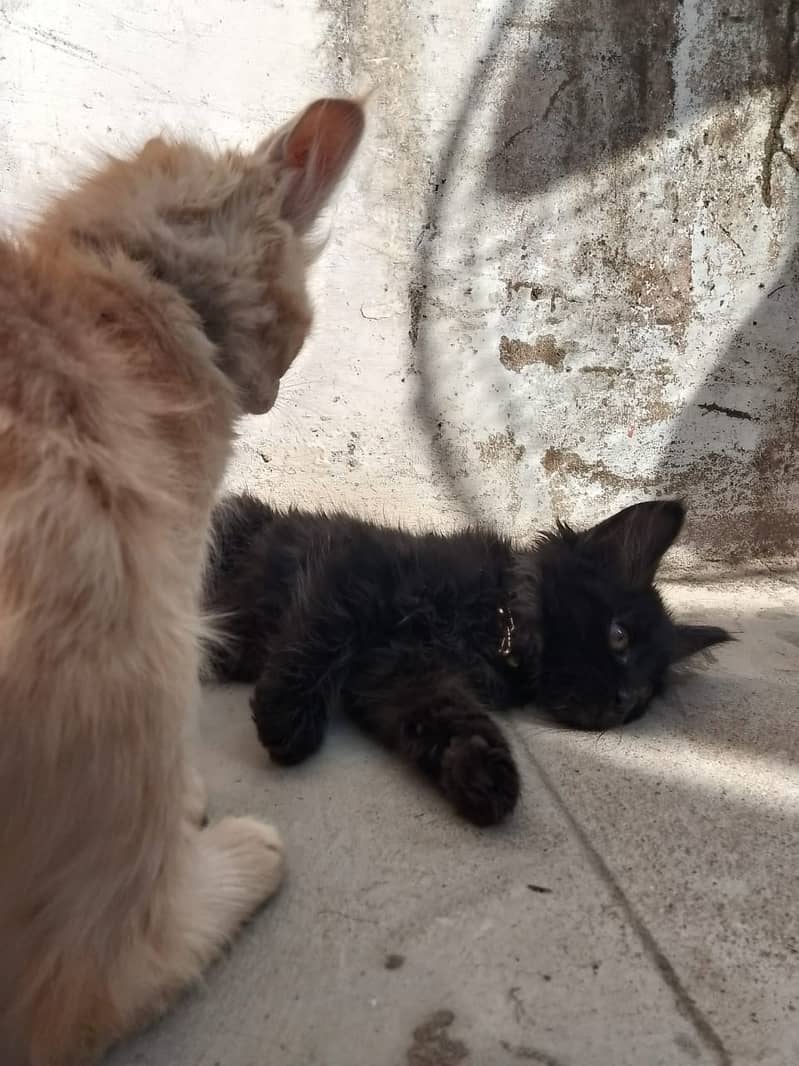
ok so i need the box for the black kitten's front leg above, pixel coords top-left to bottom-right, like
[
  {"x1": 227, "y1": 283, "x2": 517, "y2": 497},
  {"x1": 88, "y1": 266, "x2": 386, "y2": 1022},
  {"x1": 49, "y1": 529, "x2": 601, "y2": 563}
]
[
  {"x1": 249, "y1": 584, "x2": 355, "y2": 765},
  {"x1": 352, "y1": 665, "x2": 520, "y2": 826},
  {"x1": 250, "y1": 662, "x2": 331, "y2": 766}
]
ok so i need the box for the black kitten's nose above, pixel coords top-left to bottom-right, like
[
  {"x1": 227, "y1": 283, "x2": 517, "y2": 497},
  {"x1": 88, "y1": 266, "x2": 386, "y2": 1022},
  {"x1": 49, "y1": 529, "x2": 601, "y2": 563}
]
[
  {"x1": 617, "y1": 684, "x2": 652, "y2": 722},
  {"x1": 616, "y1": 687, "x2": 638, "y2": 715}
]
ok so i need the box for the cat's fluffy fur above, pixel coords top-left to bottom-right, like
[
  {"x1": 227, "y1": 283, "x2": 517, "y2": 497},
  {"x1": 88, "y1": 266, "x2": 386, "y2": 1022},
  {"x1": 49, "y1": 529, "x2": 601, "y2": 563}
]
[
  {"x1": 205, "y1": 495, "x2": 730, "y2": 827},
  {"x1": 0, "y1": 98, "x2": 364, "y2": 1064}
]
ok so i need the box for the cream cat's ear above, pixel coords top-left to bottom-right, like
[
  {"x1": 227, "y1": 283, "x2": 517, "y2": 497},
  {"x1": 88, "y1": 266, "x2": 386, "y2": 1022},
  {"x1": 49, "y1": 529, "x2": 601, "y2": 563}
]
[{"x1": 265, "y1": 97, "x2": 365, "y2": 232}]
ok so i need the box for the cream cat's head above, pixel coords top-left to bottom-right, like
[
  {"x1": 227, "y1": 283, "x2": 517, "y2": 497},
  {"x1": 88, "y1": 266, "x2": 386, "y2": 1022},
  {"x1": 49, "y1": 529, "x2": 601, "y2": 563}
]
[{"x1": 46, "y1": 96, "x2": 366, "y2": 414}]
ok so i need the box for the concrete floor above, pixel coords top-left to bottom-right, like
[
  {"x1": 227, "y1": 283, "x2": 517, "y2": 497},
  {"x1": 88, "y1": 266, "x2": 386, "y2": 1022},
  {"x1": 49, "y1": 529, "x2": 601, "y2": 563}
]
[{"x1": 109, "y1": 577, "x2": 799, "y2": 1066}]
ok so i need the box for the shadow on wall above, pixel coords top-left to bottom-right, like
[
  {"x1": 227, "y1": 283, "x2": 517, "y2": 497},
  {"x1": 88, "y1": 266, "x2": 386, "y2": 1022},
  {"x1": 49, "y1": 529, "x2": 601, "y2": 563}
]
[{"x1": 415, "y1": 0, "x2": 799, "y2": 564}]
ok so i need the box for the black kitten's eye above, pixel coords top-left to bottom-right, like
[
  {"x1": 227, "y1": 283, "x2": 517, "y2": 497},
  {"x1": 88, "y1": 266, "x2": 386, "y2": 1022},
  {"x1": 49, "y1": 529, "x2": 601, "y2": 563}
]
[{"x1": 609, "y1": 621, "x2": 629, "y2": 653}]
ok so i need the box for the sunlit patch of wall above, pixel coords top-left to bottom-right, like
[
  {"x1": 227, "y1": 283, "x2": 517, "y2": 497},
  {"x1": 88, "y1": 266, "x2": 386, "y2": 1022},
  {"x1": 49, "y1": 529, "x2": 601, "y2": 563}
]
[{"x1": 1, "y1": 0, "x2": 797, "y2": 570}]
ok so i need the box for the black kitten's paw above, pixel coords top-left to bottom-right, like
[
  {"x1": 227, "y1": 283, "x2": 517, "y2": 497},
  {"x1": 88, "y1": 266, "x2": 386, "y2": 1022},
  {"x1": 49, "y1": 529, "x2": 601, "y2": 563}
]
[
  {"x1": 440, "y1": 735, "x2": 520, "y2": 826},
  {"x1": 250, "y1": 683, "x2": 327, "y2": 766}
]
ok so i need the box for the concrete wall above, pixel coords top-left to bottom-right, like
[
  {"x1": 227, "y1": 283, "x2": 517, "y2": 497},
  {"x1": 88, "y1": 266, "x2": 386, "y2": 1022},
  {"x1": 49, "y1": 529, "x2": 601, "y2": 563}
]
[{"x1": 2, "y1": 0, "x2": 797, "y2": 571}]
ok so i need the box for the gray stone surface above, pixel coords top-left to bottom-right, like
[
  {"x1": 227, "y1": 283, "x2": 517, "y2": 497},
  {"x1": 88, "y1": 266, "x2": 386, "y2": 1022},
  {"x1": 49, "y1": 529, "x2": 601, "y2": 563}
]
[{"x1": 109, "y1": 579, "x2": 799, "y2": 1066}]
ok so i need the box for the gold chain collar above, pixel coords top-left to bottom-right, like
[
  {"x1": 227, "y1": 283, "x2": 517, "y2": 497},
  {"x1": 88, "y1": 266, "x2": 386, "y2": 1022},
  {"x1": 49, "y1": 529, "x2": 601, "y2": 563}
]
[{"x1": 497, "y1": 605, "x2": 516, "y2": 662}]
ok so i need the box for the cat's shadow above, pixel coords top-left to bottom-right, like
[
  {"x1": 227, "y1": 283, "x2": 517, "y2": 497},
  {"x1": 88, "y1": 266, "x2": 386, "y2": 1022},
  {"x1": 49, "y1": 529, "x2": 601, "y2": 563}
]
[
  {"x1": 201, "y1": 611, "x2": 797, "y2": 830},
  {"x1": 201, "y1": 683, "x2": 412, "y2": 776},
  {"x1": 200, "y1": 684, "x2": 279, "y2": 772},
  {"x1": 559, "y1": 641, "x2": 798, "y2": 773},
  {"x1": 198, "y1": 683, "x2": 531, "y2": 835}
]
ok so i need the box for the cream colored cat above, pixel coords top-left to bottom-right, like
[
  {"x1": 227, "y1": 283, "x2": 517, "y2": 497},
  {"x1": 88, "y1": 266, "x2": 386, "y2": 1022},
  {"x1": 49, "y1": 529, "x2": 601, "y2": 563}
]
[{"x1": 0, "y1": 96, "x2": 365, "y2": 1065}]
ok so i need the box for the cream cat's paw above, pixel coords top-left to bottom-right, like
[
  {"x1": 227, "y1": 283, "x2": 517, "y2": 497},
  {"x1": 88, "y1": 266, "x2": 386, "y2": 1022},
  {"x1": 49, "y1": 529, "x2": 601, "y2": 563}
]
[
  {"x1": 184, "y1": 766, "x2": 209, "y2": 827},
  {"x1": 206, "y1": 816, "x2": 285, "y2": 901}
]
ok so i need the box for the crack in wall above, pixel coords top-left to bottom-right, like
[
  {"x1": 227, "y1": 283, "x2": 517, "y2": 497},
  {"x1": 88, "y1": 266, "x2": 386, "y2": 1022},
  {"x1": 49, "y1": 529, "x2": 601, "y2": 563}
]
[
  {"x1": 697, "y1": 402, "x2": 755, "y2": 421},
  {"x1": 761, "y1": 0, "x2": 799, "y2": 208}
]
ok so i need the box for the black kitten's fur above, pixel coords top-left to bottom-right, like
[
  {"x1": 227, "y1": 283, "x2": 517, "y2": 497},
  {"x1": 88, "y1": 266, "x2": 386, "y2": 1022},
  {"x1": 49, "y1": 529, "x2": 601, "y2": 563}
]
[{"x1": 204, "y1": 496, "x2": 730, "y2": 826}]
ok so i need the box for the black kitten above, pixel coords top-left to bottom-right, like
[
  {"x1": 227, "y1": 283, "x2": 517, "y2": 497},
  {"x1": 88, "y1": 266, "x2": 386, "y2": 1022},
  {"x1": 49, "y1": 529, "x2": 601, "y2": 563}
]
[{"x1": 204, "y1": 496, "x2": 730, "y2": 826}]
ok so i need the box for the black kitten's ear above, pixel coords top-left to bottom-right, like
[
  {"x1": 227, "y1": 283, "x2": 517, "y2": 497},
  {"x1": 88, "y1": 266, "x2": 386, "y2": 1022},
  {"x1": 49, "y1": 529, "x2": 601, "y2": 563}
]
[
  {"x1": 671, "y1": 624, "x2": 733, "y2": 662},
  {"x1": 584, "y1": 499, "x2": 685, "y2": 586}
]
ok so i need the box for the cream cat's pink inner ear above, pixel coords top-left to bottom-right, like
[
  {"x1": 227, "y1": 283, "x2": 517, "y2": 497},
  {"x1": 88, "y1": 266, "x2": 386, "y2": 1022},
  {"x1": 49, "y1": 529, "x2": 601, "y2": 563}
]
[{"x1": 276, "y1": 97, "x2": 365, "y2": 231}]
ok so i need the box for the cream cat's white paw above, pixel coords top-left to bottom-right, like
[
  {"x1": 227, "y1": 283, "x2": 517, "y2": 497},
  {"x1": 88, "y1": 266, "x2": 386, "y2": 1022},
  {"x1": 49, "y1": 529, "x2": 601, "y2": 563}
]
[{"x1": 206, "y1": 816, "x2": 285, "y2": 901}]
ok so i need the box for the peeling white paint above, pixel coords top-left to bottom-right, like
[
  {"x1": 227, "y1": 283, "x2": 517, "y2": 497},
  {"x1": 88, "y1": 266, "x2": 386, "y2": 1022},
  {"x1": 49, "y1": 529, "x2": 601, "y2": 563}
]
[{"x1": 1, "y1": 0, "x2": 797, "y2": 569}]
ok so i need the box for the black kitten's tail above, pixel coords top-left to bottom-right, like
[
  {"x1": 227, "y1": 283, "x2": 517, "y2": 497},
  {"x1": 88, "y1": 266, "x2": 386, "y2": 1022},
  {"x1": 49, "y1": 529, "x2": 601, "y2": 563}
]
[{"x1": 202, "y1": 493, "x2": 275, "y2": 681}]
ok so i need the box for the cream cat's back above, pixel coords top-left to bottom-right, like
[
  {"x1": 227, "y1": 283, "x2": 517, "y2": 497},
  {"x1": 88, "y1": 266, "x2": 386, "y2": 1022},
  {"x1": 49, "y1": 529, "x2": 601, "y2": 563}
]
[
  {"x1": 0, "y1": 235, "x2": 218, "y2": 1063},
  {"x1": 0, "y1": 96, "x2": 365, "y2": 1064},
  {"x1": 0, "y1": 237, "x2": 224, "y2": 670}
]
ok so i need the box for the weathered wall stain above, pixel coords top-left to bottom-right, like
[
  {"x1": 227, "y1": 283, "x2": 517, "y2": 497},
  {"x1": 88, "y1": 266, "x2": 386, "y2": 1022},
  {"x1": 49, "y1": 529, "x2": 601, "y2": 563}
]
[
  {"x1": 542, "y1": 447, "x2": 630, "y2": 490},
  {"x1": 499, "y1": 1039, "x2": 563, "y2": 1065},
  {"x1": 410, "y1": 0, "x2": 799, "y2": 568},
  {"x1": 499, "y1": 334, "x2": 569, "y2": 371},
  {"x1": 760, "y1": 0, "x2": 798, "y2": 208},
  {"x1": 406, "y1": 1009, "x2": 469, "y2": 1066},
  {"x1": 540, "y1": 441, "x2": 799, "y2": 562},
  {"x1": 5, "y1": 2, "x2": 799, "y2": 569},
  {"x1": 579, "y1": 365, "x2": 621, "y2": 377},
  {"x1": 639, "y1": 398, "x2": 677, "y2": 426},
  {"x1": 319, "y1": 0, "x2": 429, "y2": 377},
  {"x1": 572, "y1": 235, "x2": 693, "y2": 341},
  {"x1": 490, "y1": 0, "x2": 795, "y2": 200},
  {"x1": 506, "y1": 278, "x2": 545, "y2": 301},
  {"x1": 490, "y1": 0, "x2": 681, "y2": 199},
  {"x1": 697, "y1": 402, "x2": 755, "y2": 422},
  {"x1": 477, "y1": 428, "x2": 526, "y2": 467}
]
